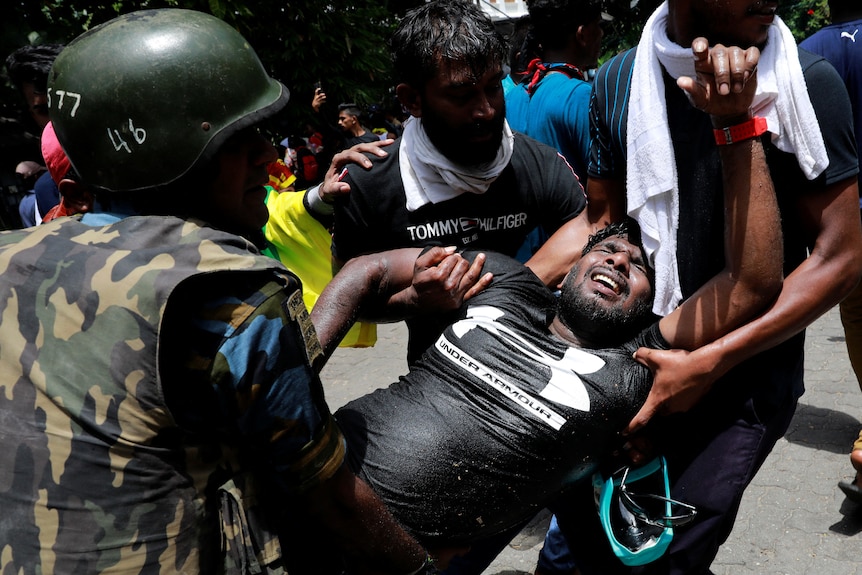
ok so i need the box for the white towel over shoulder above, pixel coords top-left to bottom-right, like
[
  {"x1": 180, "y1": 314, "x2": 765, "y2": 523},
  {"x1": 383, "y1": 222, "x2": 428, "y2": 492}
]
[{"x1": 627, "y1": 1, "x2": 828, "y2": 316}]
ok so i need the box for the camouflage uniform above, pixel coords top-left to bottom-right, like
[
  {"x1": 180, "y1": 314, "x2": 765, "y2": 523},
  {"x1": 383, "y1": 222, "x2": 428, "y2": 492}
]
[{"x1": 0, "y1": 214, "x2": 344, "y2": 574}]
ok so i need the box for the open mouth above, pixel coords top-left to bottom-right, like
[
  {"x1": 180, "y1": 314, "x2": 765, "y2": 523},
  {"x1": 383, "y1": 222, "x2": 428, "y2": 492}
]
[{"x1": 592, "y1": 271, "x2": 621, "y2": 295}]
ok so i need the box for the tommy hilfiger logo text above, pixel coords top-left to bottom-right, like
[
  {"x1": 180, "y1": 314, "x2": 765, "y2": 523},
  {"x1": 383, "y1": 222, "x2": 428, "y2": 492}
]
[{"x1": 406, "y1": 212, "x2": 529, "y2": 241}]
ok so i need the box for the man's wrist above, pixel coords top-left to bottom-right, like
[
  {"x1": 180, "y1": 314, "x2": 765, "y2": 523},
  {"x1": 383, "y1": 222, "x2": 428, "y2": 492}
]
[
  {"x1": 305, "y1": 184, "x2": 335, "y2": 216},
  {"x1": 712, "y1": 116, "x2": 768, "y2": 146},
  {"x1": 710, "y1": 112, "x2": 751, "y2": 129}
]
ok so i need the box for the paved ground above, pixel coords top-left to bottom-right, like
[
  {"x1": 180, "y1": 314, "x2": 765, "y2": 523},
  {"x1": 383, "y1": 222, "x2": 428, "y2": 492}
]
[{"x1": 320, "y1": 305, "x2": 862, "y2": 574}]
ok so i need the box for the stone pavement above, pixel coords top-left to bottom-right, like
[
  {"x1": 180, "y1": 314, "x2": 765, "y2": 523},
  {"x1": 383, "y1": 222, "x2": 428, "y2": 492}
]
[{"x1": 320, "y1": 306, "x2": 862, "y2": 574}]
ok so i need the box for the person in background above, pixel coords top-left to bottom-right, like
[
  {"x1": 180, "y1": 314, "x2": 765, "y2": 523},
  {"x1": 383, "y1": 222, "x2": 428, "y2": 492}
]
[
  {"x1": 38, "y1": 120, "x2": 93, "y2": 223},
  {"x1": 4, "y1": 43, "x2": 64, "y2": 226},
  {"x1": 502, "y1": 15, "x2": 535, "y2": 97},
  {"x1": 337, "y1": 102, "x2": 380, "y2": 147},
  {"x1": 800, "y1": 0, "x2": 862, "y2": 504},
  {"x1": 4, "y1": 44, "x2": 63, "y2": 133},
  {"x1": 506, "y1": 0, "x2": 604, "y2": 181},
  {"x1": 13, "y1": 160, "x2": 45, "y2": 226},
  {"x1": 505, "y1": 0, "x2": 604, "y2": 265}
]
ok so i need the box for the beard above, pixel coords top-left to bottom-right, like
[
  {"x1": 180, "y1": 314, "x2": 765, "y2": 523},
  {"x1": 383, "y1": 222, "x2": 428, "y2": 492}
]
[
  {"x1": 557, "y1": 273, "x2": 654, "y2": 348},
  {"x1": 420, "y1": 101, "x2": 505, "y2": 166}
]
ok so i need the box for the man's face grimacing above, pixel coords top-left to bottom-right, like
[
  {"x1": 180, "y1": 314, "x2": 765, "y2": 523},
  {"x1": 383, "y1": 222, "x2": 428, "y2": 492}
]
[
  {"x1": 557, "y1": 235, "x2": 654, "y2": 348},
  {"x1": 204, "y1": 126, "x2": 278, "y2": 234},
  {"x1": 687, "y1": 0, "x2": 777, "y2": 49},
  {"x1": 419, "y1": 59, "x2": 506, "y2": 166}
]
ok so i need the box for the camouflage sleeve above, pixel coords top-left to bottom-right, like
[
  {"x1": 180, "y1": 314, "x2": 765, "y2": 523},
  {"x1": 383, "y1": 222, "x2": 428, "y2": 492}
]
[{"x1": 162, "y1": 272, "x2": 345, "y2": 494}]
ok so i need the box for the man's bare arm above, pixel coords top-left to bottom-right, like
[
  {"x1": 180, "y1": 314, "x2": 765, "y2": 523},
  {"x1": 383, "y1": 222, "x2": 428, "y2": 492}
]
[
  {"x1": 311, "y1": 247, "x2": 490, "y2": 363},
  {"x1": 631, "y1": 175, "x2": 862, "y2": 431}
]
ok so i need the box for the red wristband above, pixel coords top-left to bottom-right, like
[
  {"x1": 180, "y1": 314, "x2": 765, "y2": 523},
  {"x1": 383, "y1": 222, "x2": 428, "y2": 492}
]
[{"x1": 713, "y1": 116, "x2": 768, "y2": 145}]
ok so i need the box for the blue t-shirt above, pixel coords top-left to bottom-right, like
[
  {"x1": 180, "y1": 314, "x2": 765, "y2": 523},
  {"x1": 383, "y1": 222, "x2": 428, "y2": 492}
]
[{"x1": 506, "y1": 69, "x2": 592, "y2": 181}]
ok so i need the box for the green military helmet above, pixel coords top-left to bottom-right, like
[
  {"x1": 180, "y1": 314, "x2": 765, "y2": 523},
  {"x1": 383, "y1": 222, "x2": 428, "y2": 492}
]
[{"x1": 48, "y1": 8, "x2": 290, "y2": 193}]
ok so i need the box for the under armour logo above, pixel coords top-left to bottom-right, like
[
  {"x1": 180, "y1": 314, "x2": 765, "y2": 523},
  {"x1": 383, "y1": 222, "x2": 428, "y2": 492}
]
[
  {"x1": 841, "y1": 29, "x2": 858, "y2": 42},
  {"x1": 451, "y1": 305, "x2": 605, "y2": 411}
]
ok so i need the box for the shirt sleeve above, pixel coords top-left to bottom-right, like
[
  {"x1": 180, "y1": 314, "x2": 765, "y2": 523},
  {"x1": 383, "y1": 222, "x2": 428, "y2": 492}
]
[
  {"x1": 800, "y1": 50, "x2": 859, "y2": 187},
  {"x1": 588, "y1": 49, "x2": 636, "y2": 179},
  {"x1": 161, "y1": 272, "x2": 344, "y2": 495},
  {"x1": 519, "y1": 138, "x2": 586, "y2": 234}
]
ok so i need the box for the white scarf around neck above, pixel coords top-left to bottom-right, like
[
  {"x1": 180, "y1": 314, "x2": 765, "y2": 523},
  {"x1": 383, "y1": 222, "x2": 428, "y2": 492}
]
[
  {"x1": 399, "y1": 116, "x2": 515, "y2": 212},
  {"x1": 627, "y1": 1, "x2": 828, "y2": 316}
]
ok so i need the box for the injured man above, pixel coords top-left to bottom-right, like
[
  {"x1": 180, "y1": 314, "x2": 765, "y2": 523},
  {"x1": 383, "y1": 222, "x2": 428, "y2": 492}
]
[{"x1": 310, "y1": 41, "x2": 779, "y2": 554}]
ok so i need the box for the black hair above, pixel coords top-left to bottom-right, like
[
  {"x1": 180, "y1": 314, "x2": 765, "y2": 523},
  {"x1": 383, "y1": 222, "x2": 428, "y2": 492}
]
[
  {"x1": 337, "y1": 103, "x2": 363, "y2": 118},
  {"x1": 390, "y1": 0, "x2": 507, "y2": 90},
  {"x1": 5, "y1": 44, "x2": 65, "y2": 91},
  {"x1": 526, "y1": 0, "x2": 603, "y2": 51},
  {"x1": 581, "y1": 217, "x2": 647, "y2": 263},
  {"x1": 507, "y1": 15, "x2": 534, "y2": 74}
]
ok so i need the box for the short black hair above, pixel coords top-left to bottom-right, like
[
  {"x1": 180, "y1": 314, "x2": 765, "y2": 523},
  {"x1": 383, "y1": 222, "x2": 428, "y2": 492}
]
[
  {"x1": 390, "y1": 0, "x2": 507, "y2": 90},
  {"x1": 337, "y1": 103, "x2": 362, "y2": 118},
  {"x1": 507, "y1": 15, "x2": 534, "y2": 74},
  {"x1": 581, "y1": 217, "x2": 646, "y2": 261},
  {"x1": 5, "y1": 44, "x2": 64, "y2": 91}
]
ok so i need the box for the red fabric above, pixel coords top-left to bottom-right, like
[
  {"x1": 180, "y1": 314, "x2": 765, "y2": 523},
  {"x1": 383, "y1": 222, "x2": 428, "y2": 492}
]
[
  {"x1": 41, "y1": 122, "x2": 72, "y2": 185},
  {"x1": 523, "y1": 59, "x2": 586, "y2": 96},
  {"x1": 41, "y1": 201, "x2": 71, "y2": 223}
]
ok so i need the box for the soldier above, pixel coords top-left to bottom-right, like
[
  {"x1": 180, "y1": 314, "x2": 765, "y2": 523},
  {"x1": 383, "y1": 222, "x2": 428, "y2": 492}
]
[{"x1": 0, "y1": 9, "x2": 455, "y2": 574}]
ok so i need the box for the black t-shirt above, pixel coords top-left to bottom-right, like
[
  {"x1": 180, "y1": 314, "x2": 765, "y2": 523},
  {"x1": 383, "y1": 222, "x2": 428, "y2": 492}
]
[
  {"x1": 332, "y1": 135, "x2": 586, "y2": 361},
  {"x1": 336, "y1": 252, "x2": 668, "y2": 545},
  {"x1": 332, "y1": 134, "x2": 585, "y2": 262},
  {"x1": 344, "y1": 131, "x2": 380, "y2": 148},
  {"x1": 588, "y1": 47, "x2": 859, "y2": 411}
]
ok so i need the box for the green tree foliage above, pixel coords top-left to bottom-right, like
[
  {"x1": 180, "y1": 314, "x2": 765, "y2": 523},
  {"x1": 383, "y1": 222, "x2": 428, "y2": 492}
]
[
  {"x1": 2, "y1": 0, "x2": 423, "y2": 135},
  {"x1": 780, "y1": 0, "x2": 831, "y2": 41},
  {"x1": 0, "y1": 0, "x2": 836, "y2": 137}
]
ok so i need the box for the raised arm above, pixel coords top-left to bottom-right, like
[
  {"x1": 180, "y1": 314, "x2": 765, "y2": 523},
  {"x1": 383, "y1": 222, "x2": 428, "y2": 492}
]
[
  {"x1": 626, "y1": 39, "x2": 784, "y2": 431},
  {"x1": 658, "y1": 40, "x2": 782, "y2": 350}
]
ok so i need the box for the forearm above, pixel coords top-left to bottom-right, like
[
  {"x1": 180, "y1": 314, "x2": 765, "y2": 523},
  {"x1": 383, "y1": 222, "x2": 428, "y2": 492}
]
[
  {"x1": 660, "y1": 136, "x2": 783, "y2": 350},
  {"x1": 692, "y1": 237, "x2": 861, "y2": 381},
  {"x1": 718, "y1": 125, "x2": 782, "y2": 298},
  {"x1": 312, "y1": 250, "x2": 417, "y2": 358}
]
